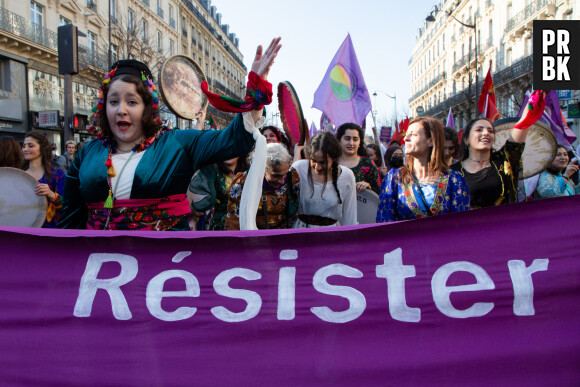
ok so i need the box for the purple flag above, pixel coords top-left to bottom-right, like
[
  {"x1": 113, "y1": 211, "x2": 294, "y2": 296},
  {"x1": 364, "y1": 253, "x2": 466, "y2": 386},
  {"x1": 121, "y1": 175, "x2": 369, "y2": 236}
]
[
  {"x1": 309, "y1": 121, "x2": 318, "y2": 138},
  {"x1": 446, "y1": 108, "x2": 455, "y2": 129},
  {"x1": 545, "y1": 90, "x2": 576, "y2": 144},
  {"x1": 312, "y1": 34, "x2": 372, "y2": 127}
]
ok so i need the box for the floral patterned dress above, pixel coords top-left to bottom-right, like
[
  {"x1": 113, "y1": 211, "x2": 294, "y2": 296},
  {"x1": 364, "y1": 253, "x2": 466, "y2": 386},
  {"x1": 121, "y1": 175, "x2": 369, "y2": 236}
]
[
  {"x1": 376, "y1": 168, "x2": 471, "y2": 222},
  {"x1": 350, "y1": 156, "x2": 380, "y2": 194},
  {"x1": 224, "y1": 169, "x2": 300, "y2": 230}
]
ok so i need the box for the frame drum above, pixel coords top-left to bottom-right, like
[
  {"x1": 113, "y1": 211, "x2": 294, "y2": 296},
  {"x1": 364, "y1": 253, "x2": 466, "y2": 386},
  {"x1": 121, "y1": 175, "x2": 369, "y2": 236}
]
[
  {"x1": 278, "y1": 81, "x2": 307, "y2": 146},
  {"x1": 356, "y1": 189, "x2": 379, "y2": 225},
  {"x1": 493, "y1": 118, "x2": 558, "y2": 178},
  {"x1": 158, "y1": 55, "x2": 208, "y2": 120},
  {"x1": 0, "y1": 167, "x2": 47, "y2": 228}
]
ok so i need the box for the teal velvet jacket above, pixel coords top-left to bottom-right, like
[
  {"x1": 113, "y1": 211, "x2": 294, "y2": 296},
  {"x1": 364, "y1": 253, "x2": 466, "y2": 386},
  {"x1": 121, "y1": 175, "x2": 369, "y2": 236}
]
[{"x1": 58, "y1": 113, "x2": 254, "y2": 229}]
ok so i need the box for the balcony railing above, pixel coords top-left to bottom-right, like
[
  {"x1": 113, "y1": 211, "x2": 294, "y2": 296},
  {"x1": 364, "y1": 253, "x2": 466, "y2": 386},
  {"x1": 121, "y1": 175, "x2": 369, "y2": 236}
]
[
  {"x1": 182, "y1": 28, "x2": 187, "y2": 37},
  {"x1": 409, "y1": 74, "x2": 444, "y2": 104},
  {"x1": 79, "y1": 44, "x2": 108, "y2": 71},
  {"x1": 505, "y1": 0, "x2": 553, "y2": 34},
  {"x1": 494, "y1": 55, "x2": 533, "y2": 87},
  {"x1": 169, "y1": 17, "x2": 175, "y2": 29},
  {"x1": 141, "y1": 0, "x2": 150, "y2": 7},
  {"x1": 421, "y1": 57, "x2": 533, "y2": 118},
  {"x1": 0, "y1": 8, "x2": 58, "y2": 50},
  {"x1": 157, "y1": 7, "x2": 164, "y2": 19},
  {"x1": 213, "y1": 79, "x2": 242, "y2": 100}
]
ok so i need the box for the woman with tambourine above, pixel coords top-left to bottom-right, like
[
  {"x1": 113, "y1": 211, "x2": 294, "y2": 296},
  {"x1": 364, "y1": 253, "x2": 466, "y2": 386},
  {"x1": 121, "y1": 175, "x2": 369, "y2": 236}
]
[
  {"x1": 376, "y1": 116, "x2": 470, "y2": 222},
  {"x1": 450, "y1": 90, "x2": 546, "y2": 208},
  {"x1": 22, "y1": 132, "x2": 66, "y2": 228},
  {"x1": 58, "y1": 37, "x2": 282, "y2": 231}
]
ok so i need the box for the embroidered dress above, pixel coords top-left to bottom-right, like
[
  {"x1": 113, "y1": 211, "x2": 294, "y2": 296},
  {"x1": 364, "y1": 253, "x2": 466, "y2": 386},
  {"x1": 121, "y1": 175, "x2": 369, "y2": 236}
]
[
  {"x1": 59, "y1": 113, "x2": 255, "y2": 230},
  {"x1": 38, "y1": 166, "x2": 65, "y2": 228},
  {"x1": 451, "y1": 140, "x2": 524, "y2": 208},
  {"x1": 292, "y1": 159, "x2": 357, "y2": 228},
  {"x1": 350, "y1": 156, "x2": 380, "y2": 194},
  {"x1": 86, "y1": 194, "x2": 191, "y2": 231},
  {"x1": 224, "y1": 169, "x2": 300, "y2": 230},
  {"x1": 376, "y1": 168, "x2": 470, "y2": 222},
  {"x1": 535, "y1": 170, "x2": 579, "y2": 198}
]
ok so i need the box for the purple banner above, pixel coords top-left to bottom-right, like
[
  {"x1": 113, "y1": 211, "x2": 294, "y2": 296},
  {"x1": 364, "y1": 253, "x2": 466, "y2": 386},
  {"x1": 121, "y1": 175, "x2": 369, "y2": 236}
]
[
  {"x1": 1, "y1": 196, "x2": 580, "y2": 385},
  {"x1": 379, "y1": 125, "x2": 392, "y2": 143}
]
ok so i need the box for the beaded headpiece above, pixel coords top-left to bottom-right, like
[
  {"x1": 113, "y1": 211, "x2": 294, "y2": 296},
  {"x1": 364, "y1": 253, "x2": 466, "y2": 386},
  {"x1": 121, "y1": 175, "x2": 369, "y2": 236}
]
[{"x1": 87, "y1": 59, "x2": 164, "y2": 147}]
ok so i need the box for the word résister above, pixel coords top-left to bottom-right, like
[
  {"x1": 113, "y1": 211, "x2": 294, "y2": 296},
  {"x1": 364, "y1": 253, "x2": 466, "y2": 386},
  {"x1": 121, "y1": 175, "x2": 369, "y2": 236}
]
[{"x1": 73, "y1": 248, "x2": 549, "y2": 323}]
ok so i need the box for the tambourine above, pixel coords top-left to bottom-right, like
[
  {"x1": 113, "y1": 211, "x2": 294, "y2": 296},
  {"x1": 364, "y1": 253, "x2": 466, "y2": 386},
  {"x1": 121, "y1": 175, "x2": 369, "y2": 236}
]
[
  {"x1": 356, "y1": 189, "x2": 379, "y2": 225},
  {"x1": 493, "y1": 117, "x2": 558, "y2": 178},
  {"x1": 0, "y1": 167, "x2": 47, "y2": 228},
  {"x1": 277, "y1": 81, "x2": 307, "y2": 146},
  {"x1": 158, "y1": 55, "x2": 208, "y2": 120}
]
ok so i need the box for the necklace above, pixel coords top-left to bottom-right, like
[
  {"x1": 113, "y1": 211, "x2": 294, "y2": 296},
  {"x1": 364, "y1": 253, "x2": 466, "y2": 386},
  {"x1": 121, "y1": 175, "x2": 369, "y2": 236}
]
[
  {"x1": 468, "y1": 156, "x2": 490, "y2": 165},
  {"x1": 115, "y1": 148, "x2": 134, "y2": 154}
]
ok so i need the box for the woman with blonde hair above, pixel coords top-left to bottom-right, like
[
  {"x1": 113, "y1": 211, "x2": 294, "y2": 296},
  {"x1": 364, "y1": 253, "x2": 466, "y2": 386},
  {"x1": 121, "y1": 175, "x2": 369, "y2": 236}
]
[{"x1": 376, "y1": 116, "x2": 470, "y2": 222}]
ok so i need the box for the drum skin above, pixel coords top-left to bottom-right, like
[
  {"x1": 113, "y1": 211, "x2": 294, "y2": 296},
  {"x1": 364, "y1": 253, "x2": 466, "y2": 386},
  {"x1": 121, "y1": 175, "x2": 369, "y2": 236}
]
[
  {"x1": 356, "y1": 189, "x2": 379, "y2": 225},
  {"x1": 0, "y1": 167, "x2": 47, "y2": 228},
  {"x1": 493, "y1": 118, "x2": 557, "y2": 179}
]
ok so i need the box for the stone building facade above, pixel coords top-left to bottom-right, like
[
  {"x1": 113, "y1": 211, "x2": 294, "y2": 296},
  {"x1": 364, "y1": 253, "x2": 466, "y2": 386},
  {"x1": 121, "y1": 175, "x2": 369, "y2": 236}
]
[
  {"x1": 408, "y1": 0, "x2": 579, "y2": 143},
  {"x1": 0, "y1": 0, "x2": 246, "y2": 150}
]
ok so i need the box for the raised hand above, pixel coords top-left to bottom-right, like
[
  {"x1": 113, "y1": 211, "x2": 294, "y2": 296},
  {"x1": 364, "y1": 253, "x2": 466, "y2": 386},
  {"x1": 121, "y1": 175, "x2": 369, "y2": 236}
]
[{"x1": 250, "y1": 37, "x2": 282, "y2": 81}]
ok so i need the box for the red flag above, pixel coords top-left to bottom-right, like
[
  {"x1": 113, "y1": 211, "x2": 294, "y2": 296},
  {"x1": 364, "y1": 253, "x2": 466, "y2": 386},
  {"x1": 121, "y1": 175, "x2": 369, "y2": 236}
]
[
  {"x1": 390, "y1": 117, "x2": 409, "y2": 145},
  {"x1": 208, "y1": 112, "x2": 218, "y2": 129},
  {"x1": 478, "y1": 62, "x2": 500, "y2": 122}
]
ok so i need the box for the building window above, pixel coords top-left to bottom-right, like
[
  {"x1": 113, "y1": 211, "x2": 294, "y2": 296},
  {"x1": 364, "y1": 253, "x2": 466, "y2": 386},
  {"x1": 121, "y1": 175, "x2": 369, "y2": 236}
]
[
  {"x1": 169, "y1": 5, "x2": 175, "y2": 29},
  {"x1": 157, "y1": 31, "x2": 162, "y2": 52},
  {"x1": 524, "y1": 37, "x2": 532, "y2": 56},
  {"x1": 142, "y1": 20, "x2": 148, "y2": 43},
  {"x1": 30, "y1": 2, "x2": 43, "y2": 26},
  {"x1": 157, "y1": 0, "x2": 163, "y2": 19},
  {"x1": 59, "y1": 16, "x2": 71, "y2": 26},
  {"x1": 110, "y1": 0, "x2": 117, "y2": 23},
  {"x1": 87, "y1": 0, "x2": 97, "y2": 12},
  {"x1": 169, "y1": 39, "x2": 174, "y2": 56},
  {"x1": 88, "y1": 31, "x2": 96, "y2": 52},
  {"x1": 111, "y1": 44, "x2": 118, "y2": 62},
  {"x1": 128, "y1": 9, "x2": 135, "y2": 33}
]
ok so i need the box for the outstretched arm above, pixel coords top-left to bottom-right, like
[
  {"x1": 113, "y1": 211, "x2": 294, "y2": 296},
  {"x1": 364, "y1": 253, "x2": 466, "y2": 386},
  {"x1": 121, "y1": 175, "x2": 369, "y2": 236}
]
[{"x1": 249, "y1": 37, "x2": 282, "y2": 124}]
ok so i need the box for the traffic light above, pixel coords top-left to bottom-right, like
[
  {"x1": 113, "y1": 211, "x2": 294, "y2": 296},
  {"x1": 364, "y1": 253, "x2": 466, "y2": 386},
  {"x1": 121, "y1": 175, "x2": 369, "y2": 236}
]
[
  {"x1": 72, "y1": 114, "x2": 88, "y2": 130},
  {"x1": 58, "y1": 24, "x2": 78, "y2": 74}
]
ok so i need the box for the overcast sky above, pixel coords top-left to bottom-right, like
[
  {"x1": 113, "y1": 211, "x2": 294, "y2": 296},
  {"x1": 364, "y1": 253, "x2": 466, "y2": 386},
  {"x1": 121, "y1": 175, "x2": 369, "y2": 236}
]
[{"x1": 210, "y1": 0, "x2": 438, "y2": 133}]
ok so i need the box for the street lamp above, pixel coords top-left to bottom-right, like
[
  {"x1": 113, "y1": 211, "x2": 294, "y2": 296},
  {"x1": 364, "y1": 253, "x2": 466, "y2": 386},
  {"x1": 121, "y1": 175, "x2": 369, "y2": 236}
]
[{"x1": 426, "y1": 9, "x2": 478, "y2": 118}]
